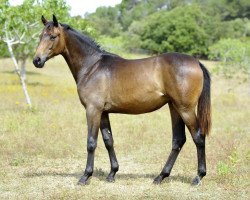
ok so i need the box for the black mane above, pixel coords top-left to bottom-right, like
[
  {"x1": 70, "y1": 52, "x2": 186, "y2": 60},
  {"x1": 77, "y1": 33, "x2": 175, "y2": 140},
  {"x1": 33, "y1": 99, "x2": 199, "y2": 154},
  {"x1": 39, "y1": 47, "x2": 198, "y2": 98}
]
[
  {"x1": 60, "y1": 23, "x2": 121, "y2": 59},
  {"x1": 60, "y1": 23, "x2": 103, "y2": 53}
]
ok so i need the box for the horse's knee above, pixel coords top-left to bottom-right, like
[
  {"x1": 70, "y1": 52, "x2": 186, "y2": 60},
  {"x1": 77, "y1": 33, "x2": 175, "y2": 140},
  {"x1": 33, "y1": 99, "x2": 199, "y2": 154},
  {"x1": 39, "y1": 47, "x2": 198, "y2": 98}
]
[
  {"x1": 87, "y1": 137, "x2": 97, "y2": 152},
  {"x1": 172, "y1": 138, "x2": 186, "y2": 151}
]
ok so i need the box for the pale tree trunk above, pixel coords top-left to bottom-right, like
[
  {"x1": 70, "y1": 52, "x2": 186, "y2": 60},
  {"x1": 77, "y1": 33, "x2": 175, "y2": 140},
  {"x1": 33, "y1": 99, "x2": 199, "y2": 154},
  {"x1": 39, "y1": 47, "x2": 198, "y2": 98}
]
[
  {"x1": 6, "y1": 41, "x2": 32, "y2": 109},
  {"x1": 20, "y1": 59, "x2": 26, "y2": 80},
  {"x1": 2, "y1": 22, "x2": 39, "y2": 109}
]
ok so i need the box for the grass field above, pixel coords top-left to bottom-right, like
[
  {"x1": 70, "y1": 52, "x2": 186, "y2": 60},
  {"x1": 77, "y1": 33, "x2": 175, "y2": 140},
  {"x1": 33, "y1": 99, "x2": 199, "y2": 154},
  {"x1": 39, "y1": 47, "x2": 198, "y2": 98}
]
[{"x1": 0, "y1": 56, "x2": 249, "y2": 200}]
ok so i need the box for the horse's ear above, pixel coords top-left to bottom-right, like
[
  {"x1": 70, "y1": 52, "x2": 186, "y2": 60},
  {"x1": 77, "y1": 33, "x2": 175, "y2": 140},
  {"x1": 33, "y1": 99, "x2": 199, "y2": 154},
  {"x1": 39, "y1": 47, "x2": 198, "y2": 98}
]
[
  {"x1": 41, "y1": 15, "x2": 48, "y2": 26},
  {"x1": 53, "y1": 14, "x2": 59, "y2": 27}
]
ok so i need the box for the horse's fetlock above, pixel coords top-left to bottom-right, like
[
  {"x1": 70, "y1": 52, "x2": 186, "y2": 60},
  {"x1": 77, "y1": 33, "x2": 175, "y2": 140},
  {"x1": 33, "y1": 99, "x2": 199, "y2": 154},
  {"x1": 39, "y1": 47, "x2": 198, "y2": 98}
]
[
  {"x1": 112, "y1": 163, "x2": 119, "y2": 172},
  {"x1": 85, "y1": 168, "x2": 93, "y2": 176},
  {"x1": 198, "y1": 168, "x2": 206, "y2": 177},
  {"x1": 161, "y1": 172, "x2": 170, "y2": 178}
]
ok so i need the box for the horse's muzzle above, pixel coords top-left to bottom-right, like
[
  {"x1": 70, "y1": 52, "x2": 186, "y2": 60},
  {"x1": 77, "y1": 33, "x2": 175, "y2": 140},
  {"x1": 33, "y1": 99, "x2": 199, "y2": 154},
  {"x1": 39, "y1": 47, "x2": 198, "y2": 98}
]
[{"x1": 33, "y1": 57, "x2": 45, "y2": 68}]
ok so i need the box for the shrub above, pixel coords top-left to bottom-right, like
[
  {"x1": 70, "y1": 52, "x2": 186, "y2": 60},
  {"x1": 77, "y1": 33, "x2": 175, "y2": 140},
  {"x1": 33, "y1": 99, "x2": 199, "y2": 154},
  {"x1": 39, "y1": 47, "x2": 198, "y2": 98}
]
[
  {"x1": 129, "y1": 5, "x2": 210, "y2": 56},
  {"x1": 209, "y1": 38, "x2": 249, "y2": 77}
]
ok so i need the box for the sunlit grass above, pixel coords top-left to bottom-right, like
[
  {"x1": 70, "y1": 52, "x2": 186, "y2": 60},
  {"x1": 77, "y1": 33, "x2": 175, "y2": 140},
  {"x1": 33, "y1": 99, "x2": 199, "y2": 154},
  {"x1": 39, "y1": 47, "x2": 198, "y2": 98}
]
[{"x1": 0, "y1": 57, "x2": 249, "y2": 199}]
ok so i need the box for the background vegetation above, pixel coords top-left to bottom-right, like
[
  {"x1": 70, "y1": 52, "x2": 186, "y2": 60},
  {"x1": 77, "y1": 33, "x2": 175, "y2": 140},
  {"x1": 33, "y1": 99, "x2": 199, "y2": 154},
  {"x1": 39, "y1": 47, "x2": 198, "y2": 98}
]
[
  {"x1": 0, "y1": 0, "x2": 249, "y2": 199},
  {"x1": 87, "y1": 0, "x2": 250, "y2": 75},
  {"x1": 1, "y1": 0, "x2": 250, "y2": 76}
]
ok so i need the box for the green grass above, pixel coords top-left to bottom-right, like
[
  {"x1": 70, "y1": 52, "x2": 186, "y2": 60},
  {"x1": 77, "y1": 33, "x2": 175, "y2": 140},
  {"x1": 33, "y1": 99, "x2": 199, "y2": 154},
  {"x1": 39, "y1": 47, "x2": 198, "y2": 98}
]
[{"x1": 0, "y1": 57, "x2": 249, "y2": 199}]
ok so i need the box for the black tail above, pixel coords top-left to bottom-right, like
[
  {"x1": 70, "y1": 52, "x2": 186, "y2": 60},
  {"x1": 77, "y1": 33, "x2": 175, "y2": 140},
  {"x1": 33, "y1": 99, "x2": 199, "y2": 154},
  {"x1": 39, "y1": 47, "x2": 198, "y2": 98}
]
[{"x1": 198, "y1": 62, "x2": 211, "y2": 136}]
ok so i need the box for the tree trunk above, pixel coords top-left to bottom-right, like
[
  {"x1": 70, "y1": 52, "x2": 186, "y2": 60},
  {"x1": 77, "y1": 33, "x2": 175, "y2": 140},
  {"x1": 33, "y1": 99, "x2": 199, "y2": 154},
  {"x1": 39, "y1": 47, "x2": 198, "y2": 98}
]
[
  {"x1": 6, "y1": 42, "x2": 32, "y2": 109},
  {"x1": 20, "y1": 59, "x2": 27, "y2": 80}
]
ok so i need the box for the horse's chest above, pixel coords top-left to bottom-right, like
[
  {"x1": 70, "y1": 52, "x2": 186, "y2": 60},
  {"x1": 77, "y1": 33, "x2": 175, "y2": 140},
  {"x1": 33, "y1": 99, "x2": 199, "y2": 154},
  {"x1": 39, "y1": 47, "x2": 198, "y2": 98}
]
[{"x1": 77, "y1": 79, "x2": 107, "y2": 108}]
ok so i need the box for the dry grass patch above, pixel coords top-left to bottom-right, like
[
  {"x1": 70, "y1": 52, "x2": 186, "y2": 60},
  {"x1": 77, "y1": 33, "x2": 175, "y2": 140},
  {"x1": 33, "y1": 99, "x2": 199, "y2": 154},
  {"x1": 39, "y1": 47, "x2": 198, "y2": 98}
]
[{"x1": 0, "y1": 57, "x2": 249, "y2": 199}]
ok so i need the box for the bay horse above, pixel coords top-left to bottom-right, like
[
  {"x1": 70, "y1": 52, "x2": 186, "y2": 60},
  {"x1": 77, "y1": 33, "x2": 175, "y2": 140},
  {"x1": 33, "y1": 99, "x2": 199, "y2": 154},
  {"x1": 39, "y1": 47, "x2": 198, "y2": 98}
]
[{"x1": 33, "y1": 15, "x2": 211, "y2": 186}]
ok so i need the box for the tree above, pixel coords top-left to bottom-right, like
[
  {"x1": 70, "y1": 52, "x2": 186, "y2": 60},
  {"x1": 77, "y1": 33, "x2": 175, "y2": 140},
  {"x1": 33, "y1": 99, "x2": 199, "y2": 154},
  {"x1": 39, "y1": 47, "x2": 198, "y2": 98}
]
[
  {"x1": 129, "y1": 5, "x2": 210, "y2": 56},
  {"x1": 0, "y1": 0, "x2": 9, "y2": 58},
  {"x1": 119, "y1": 0, "x2": 191, "y2": 31},
  {"x1": 208, "y1": 38, "x2": 249, "y2": 76},
  {"x1": 85, "y1": 6, "x2": 122, "y2": 37},
  {"x1": 1, "y1": 0, "x2": 41, "y2": 108},
  {"x1": 1, "y1": 0, "x2": 94, "y2": 68},
  {"x1": 197, "y1": 0, "x2": 250, "y2": 20},
  {"x1": 0, "y1": 0, "x2": 94, "y2": 107}
]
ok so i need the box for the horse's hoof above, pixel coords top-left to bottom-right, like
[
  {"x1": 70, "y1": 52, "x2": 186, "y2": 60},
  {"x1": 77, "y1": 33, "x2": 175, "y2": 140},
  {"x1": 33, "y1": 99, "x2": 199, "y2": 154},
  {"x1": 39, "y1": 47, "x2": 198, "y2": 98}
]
[
  {"x1": 106, "y1": 176, "x2": 115, "y2": 183},
  {"x1": 153, "y1": 175, "x2": 162, "y2": 185},
  {"x1": 191, "y1": 176, "x2": 202, "y2": 186},
  {"x1": 77, "y1": 175, "x2": 90, "y2": 186}
]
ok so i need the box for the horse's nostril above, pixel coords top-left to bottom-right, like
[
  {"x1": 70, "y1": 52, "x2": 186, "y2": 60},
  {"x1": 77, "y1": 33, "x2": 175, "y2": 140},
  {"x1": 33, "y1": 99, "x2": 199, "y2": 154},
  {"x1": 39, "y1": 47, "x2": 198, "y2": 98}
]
[
  {"x1": 36, "y1": 57, "x2": 41, "y2": 63},
  {"x1": 33, "y1": 57, "x2": 42, "y2": 67}
]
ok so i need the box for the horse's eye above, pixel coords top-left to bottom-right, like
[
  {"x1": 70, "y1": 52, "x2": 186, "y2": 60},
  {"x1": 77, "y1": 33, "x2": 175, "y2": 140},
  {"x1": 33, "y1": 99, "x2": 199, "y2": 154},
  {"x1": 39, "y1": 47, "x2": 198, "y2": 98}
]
[{"x1": 50, "y1": 35, "x2": 57, "y2": 41}]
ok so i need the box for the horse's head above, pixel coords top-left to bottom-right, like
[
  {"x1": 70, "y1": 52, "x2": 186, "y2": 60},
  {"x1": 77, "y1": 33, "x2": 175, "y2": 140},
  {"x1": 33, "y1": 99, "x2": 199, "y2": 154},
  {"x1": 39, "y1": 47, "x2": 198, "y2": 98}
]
[{"x1": 33, "y1": 15, "x2": 65, "y2": 68}]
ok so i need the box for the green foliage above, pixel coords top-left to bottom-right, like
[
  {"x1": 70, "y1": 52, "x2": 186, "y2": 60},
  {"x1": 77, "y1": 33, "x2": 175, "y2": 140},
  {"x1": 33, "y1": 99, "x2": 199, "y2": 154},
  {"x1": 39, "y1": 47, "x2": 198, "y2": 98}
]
[
  {"x1": 87, "y1": 0, "x2": 250, "y2": 61},
  {"x1": 209, "y1": 38, "x2": 249, "y2": 76},
  {"x1": 0, "y1": 0, "x2": 95, "y2": 60},
  {"x1": 98, "y1": 36, "x2": 125, "y2": 54},
  {"x1": 217, "y1": 149, "x2": 240, "y2": 176},
  {"x1": 86, "y1": 6, "x2": 122, "y2": 37},
  {"x1": 199, "y1": 0, "x2": 250, "y2": 20},
  {"x1": 1, "y1": 0, "x2": 250, "y2": 78},
  {"x1": 222, "y1": 18, "x2": 249, "y2": 38},
  {"x1": 9, "y1": 154, "x2": 27, "y2": 166},
  {"x1": 228, "y1": 150, "x2": 240, "y2": 166},
  {"x1": 0, "y1": 0, "x2": 9, "y2": 57},
  {"x1": 130, "y1": 5, "x2": 209, "y2": 55},
  {"x1": 87, "y1": 0, "x2": 192, "y2": 35},
  {"x1": 41, "y1": 0, "x2": 69, "y2": 18},
  {"x1": 209, "y1": 39, "x2": 248, "y2": 63},
  {"x1": 119, "y1": 0, "x2": 189, "y2": 31},
  {"x1": 69, "y1": 16, "x2": 96, "y2": 37},
  {"x1": 41, "y1": 0, "x2": 95, "y2": 36},
  {"x1": 217, "y1": 161, "x2": 231, "y2": 175}
]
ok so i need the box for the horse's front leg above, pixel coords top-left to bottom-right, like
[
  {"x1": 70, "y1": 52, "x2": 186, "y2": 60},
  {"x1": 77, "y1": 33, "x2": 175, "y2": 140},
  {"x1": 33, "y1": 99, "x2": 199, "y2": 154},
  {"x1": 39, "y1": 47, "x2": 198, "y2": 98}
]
[
  {"x1": 100, "y1": 112, "x2": 119, "y2": 182},
  {"x1": 78, "y1": 105, "x2": 102, "y2": 185}
]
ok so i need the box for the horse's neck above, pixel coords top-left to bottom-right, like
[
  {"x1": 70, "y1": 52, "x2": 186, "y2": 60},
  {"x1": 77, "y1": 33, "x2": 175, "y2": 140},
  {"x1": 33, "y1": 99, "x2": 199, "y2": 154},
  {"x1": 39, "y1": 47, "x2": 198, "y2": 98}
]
[{"x1": 61, "y1": 31, "x2": 102, "y2": 83}]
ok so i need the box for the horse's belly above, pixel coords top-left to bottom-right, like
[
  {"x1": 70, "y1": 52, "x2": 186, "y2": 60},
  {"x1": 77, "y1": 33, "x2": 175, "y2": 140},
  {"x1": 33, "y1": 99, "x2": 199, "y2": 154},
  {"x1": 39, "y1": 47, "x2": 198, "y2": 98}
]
[{"x1": 107, "y1": 91, "x2": 169, "y2": 114}]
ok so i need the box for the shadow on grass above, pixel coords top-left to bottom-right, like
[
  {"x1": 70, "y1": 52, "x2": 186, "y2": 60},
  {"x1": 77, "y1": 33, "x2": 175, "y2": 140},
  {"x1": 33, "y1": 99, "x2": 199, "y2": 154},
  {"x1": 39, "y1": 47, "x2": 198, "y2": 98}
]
[
  {"x1": 0, "y1": 81, "x2": 53, "y2": 87},
  {"x1": 24, "y1": 171, "x2": 82, "y2": 178},
  {"x1": 23, "y1": 168, "x2": 191, "y2": 184},
  {"x1": 1, "y1": 70, "x2": 42, "y2": 76},
  {"x1": 27, "y1": 82, "x2": 53, "y2": 87}
]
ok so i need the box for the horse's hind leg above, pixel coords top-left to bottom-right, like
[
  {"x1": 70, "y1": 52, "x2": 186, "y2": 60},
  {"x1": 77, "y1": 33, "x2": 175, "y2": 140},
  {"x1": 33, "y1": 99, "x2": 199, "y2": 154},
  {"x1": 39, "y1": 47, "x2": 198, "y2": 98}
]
[
  {"x1": 100, "y1": 112, "x2": 119, "y2": 182},
  {"x1": 154, "y1": 103, "x2": 186, "y2": 184},
  {"x1": 177, "y1": 106, "x2": 206, "y2": 186}
]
